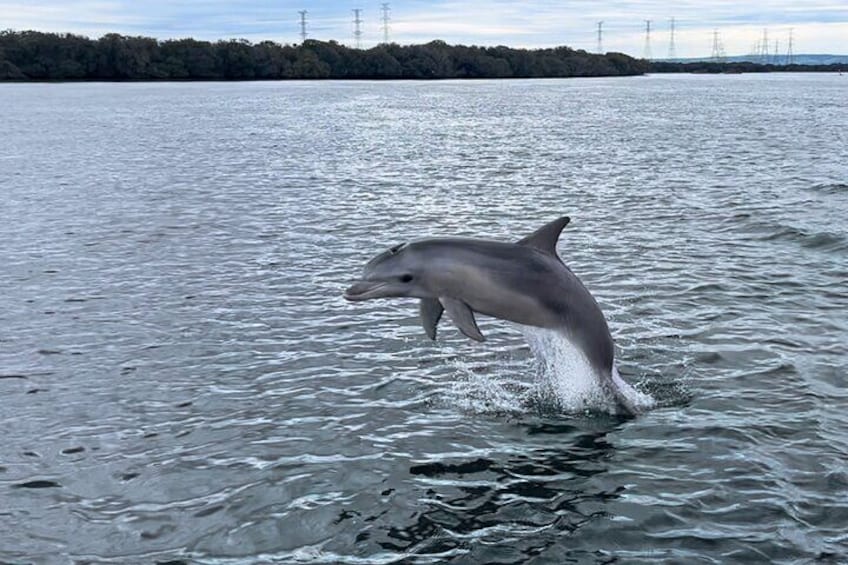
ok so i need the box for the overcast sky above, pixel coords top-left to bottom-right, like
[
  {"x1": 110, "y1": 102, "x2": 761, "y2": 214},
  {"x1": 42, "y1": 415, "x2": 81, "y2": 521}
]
[{"x1": 3, "y1": 1, "x2": 847, "y2": 57}]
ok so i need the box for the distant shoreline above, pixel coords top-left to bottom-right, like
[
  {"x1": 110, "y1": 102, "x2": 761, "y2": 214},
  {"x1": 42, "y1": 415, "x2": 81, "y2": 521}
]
[
  {"x1": 650, "y1": 61, "x2": 844, "y2": 75},
  {"x1": 1, "y1": 30, "x2": 843, "y2": 82},
  {"x1": 1, "y1": 71, "x2": 844, "y2": 85}
]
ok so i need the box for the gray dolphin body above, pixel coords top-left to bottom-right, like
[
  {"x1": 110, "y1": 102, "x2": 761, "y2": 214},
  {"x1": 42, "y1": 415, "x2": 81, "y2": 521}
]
[{"x1": 344, "y1": 217, "x2": 638, "y2": 415}]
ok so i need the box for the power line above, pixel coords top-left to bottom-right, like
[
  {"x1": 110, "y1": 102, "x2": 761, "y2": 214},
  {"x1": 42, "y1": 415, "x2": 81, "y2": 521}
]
[
  {"x1": 381, "y1": 3, "x2": 391, "y2": 44},
  {"x1": 667, "y1": 17, "x2": 677, "y2": 60},
  {"x1": 352, "y1": 8, "x2": 363, "y2": 49},
  {"x1": 298, "y1": 10, "x2": 308, "y2": 43}
]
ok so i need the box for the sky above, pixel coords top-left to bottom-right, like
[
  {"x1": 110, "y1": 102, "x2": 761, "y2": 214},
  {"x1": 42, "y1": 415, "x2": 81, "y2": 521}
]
[{"x1": 2, "y1": 1, "x2": 847, "y2": 58}]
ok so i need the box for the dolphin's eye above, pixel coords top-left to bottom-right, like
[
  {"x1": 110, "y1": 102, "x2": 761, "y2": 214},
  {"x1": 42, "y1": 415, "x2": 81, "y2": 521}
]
[{"x1": 399, "y1": 274, "x2": 413, "y2": 283}]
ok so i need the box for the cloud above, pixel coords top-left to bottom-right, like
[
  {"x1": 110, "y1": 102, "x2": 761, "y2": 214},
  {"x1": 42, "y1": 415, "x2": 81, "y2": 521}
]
[{"x1": 2, "y1": 0, "x2": 846, "y2": 56}]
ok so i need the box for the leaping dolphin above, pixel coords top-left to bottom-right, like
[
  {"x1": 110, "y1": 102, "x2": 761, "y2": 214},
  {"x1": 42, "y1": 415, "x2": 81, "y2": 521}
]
[{"x1": 344, "y1": 217, "x2": 640, "y2": 415}]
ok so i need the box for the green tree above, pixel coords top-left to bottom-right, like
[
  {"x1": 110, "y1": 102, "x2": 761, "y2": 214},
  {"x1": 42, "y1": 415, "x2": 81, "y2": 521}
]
[
  {"x1": 160, "y1": 39, "x2": 219, "y2": 79},
  {"x1": 360, "y1": 47, "x2": 402, "y2": 78},
  {"x1": 216, "y1": 39, "x2": 256, "y2": 79},
  {"x1": 291, "y1": 49, "x2": 330, "y2": 78},
  {"x1": 96, "y1": 34, "x2": 159, "y2": 79},
  {"x1": 254, "y1": 40, "x2": 290, "y2": 79}
]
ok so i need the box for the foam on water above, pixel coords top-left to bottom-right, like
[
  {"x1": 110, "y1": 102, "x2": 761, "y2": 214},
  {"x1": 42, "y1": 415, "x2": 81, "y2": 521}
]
[
  {"x1": 522, "y1": 326, "x2": 655, "y2": 414},
  {"x1": 448, "y1": 325, "x2": 655, "y2": 415},
  {"x1": 448, "y1": 359, "x2": 529, "y2": 415}
]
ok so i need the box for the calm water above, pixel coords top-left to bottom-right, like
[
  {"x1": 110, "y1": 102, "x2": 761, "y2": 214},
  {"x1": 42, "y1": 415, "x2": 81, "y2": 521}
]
[{"x1": 1, "y1": 74, "x2": 847, "y2": 563}]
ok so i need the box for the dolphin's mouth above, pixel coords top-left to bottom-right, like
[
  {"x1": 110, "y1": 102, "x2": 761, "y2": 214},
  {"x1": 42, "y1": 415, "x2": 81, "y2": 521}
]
[{"x1": 344, "y1": 281, "x2": 387, "y2": 301}]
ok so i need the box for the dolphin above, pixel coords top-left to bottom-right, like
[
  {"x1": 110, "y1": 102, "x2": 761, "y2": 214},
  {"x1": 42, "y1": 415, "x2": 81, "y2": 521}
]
[{"x1": 343, "y1": 217, "x2": 639, "y2": 415}]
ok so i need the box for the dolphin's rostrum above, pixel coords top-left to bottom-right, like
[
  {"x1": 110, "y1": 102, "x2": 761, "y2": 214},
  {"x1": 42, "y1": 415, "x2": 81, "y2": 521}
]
[{"x1": 344, "y1": 217, "x2": 639, "y2": 415}]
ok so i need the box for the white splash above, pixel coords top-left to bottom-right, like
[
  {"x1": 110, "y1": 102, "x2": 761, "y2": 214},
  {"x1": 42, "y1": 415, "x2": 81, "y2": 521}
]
[
  {"x1": 447, "y1": 356, "x2": 531, "y2": 415},
  {"x1": 446, "y1": 325, "x2": 654, "y2": 415},
  {"x1": 521, "y1": 325, "x2": 655, "y2": 414}
]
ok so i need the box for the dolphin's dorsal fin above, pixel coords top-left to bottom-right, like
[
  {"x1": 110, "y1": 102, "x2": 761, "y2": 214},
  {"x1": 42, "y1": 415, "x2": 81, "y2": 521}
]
[
  {"x1": 440, "y1": 297, "x2": 485, "y2": 342},
  {"x1": 420, "y1": 298, "x2": 443, "y2": 340},
  {"x1": 516, "y1": 216, "x2": 571, "y2": 255}
]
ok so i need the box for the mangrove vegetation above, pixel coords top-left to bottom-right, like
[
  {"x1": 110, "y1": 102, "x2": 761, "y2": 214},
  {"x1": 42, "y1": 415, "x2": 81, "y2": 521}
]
[
  {"x1": 0, "y1": 30, "x2": 647, "y2": 81},
  {"x1": 1, "y1": 30, "x2": 841, "y2": 82}
]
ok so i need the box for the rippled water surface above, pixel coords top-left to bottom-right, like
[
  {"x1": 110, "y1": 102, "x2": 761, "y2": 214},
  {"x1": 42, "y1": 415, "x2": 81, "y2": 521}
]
[{"x1": 2, "y1": 74, "x2": 847, "y2": 563}]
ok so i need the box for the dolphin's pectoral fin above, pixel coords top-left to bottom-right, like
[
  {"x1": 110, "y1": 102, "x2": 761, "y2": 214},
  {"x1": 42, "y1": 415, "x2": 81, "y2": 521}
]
[
  {"x1": 440, "y1": 297, "x2": 485, "y2": 342},
  {"x1": 517, "y1": 216, "x2": 570, "y2": 256},
  {"x1": 420, "y1": 298, "x2": 443, "y2": 340}
]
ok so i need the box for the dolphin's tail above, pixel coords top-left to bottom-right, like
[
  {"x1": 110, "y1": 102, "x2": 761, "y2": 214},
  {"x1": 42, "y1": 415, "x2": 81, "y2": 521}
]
[{"x1": 609, "y1": 365, "x2": 653, "y2": 416}]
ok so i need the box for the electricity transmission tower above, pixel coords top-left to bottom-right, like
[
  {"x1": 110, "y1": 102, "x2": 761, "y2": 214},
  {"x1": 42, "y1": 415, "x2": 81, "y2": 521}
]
[
  {"x1": 667, "y1": 17, "x2": 677, "y2": 60},
  {"x1": 787, "y1": 28, "x2": 795, "y2": 64},
  {"x1": 643, "y1": 20, "x2": 653, "y2": 60},
  {"x1": 710, "y1": 30, "x2": 725, "y2": 62},
  {"x1": 380, "y1": 3, "x2": 391, "y2": 44},
  {"x1": 596, "y1": 21, "x2": 604, "y2": 54},
  {"x1": 298, "y1": 10, "x2": 308, "y2": 43},
  {"x1": 759, "y1": 28, "x2": 769, "y2": 63},
  {"x1": 353, "y1": 8, "x2": 363, "y2": 49}
]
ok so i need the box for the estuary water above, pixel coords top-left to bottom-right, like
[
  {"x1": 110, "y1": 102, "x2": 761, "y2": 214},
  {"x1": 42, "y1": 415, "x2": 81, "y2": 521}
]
[{"x1": 1, "y1": 74, "x2": 847, "y2": 563}]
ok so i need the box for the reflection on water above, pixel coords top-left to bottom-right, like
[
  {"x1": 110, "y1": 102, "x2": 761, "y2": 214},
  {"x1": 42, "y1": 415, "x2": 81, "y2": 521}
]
[
  {"x1": 393, "y1": 423, "x2": 620, "y2": 560},
  {"x1": 1, "y1": 74, "x2": 847, "y2": 562}
]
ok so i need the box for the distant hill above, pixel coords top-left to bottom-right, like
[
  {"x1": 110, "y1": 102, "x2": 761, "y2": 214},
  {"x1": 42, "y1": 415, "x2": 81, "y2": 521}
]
[{"x1": 659, "y1": 54, "x2": 848, "y2": 66}]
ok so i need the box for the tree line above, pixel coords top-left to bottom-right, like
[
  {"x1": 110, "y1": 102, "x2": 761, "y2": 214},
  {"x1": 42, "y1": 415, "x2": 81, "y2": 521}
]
[
  {"x1": 0, "y1": 30, "x2": 648, "y2": 81},
  {"x1": 3, "y1": 31, "x2": 840, "y2": 82}
]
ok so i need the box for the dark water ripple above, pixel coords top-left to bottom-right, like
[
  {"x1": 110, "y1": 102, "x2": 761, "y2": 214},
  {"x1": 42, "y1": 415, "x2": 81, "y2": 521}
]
[{"x1": 1, "y1": 74, "x2": 847, "y2": 563}]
